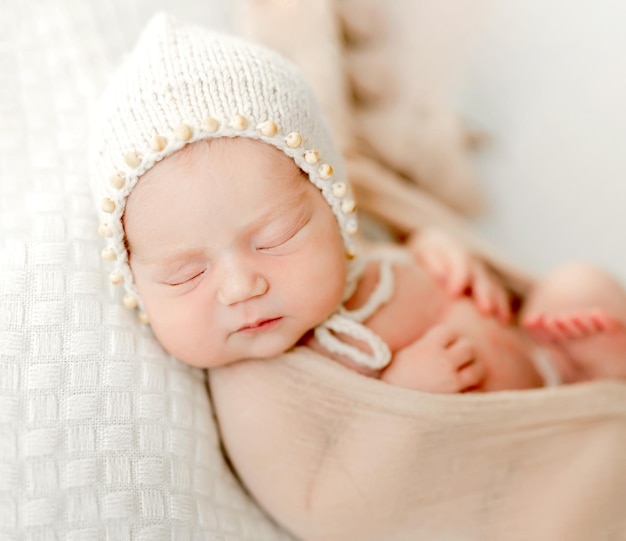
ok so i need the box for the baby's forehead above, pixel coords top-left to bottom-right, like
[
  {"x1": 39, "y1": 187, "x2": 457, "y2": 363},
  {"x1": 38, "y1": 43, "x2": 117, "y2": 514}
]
[
  {"x1": 139, "y1": 137, "x2": 305, "y2": 185},
  {"x1": 200, "y1": 136, "x2": 302, "y2": 166},
  {"x1": 124, "y1": 137, "x2": 316, "y2": 258}
]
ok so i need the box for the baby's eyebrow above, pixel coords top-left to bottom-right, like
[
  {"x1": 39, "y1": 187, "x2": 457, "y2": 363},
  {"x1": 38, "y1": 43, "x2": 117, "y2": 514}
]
[
  {"x1": 133, "y1": 247, "x2": 206, "y2": 269},
  {"x1": 247, "y1": 179, "x2": 309, "y2": 228}
]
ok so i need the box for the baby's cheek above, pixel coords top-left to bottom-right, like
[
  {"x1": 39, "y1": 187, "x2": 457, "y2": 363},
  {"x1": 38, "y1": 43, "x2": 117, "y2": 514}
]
[
  {"x1": 137, "y1": 293, "x2": 203, "y2": 364},
  {"x1": 152, "y1": 320, "x2": 214, "y2": 368},
  {"x1": 146, "y1": 309, "x2": 185, "y2": 351}
]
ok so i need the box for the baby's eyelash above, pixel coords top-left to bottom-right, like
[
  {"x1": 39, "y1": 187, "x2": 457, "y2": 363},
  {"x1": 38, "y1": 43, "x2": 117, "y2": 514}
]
[
  {"x1": 165, "y1": 269, "x2": 205, "y2": 286},
  {"x1": 257, "y1": 230, "x2": 298, "y2": 251}
]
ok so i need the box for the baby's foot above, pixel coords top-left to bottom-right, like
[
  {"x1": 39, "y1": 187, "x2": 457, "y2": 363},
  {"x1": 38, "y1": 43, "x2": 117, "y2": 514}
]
[
  {"x1": 523, "y1": 308, "x2": 626, "y2": 382},
  {"x1": 523, "y1": 308, "x2": 625, "y2": 342}
]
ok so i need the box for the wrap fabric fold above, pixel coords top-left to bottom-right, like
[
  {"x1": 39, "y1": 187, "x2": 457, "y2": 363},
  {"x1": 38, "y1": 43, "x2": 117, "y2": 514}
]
[{"x1": 210, "y1": 348, "x2": 626, "y2": 541}]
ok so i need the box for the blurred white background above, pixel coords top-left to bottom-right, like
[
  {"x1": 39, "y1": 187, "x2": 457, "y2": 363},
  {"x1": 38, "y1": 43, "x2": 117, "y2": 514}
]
[
  {"x1": 454, "y1": 0, "x2": 626, "y2": 280},
  {"x1": 6, "y1": 0, "x2": 623, "y2": 281}
]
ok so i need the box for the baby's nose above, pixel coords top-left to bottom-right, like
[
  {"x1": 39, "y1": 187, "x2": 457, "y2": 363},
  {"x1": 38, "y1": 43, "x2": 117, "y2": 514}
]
[{"x1": 217, "y1": 272, "x2": 269, "y2": 306}]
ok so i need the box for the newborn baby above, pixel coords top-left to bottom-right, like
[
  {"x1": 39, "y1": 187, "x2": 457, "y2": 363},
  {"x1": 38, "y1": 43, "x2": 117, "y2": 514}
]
[{"x1": 91, "y1": 14, "x2": 626, "y2": 396}]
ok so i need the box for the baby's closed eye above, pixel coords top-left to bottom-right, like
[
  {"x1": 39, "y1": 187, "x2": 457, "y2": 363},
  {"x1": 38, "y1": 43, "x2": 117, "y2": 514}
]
[
  {"x1": 157, "y1": 256, "x2": 209, "y2": 287},
  {"x1": 163, "y1": 269, "x2": 206, "y2": 286},
  {"x1": 255, "y1": 215, "x2": 311, "y2": 254}
]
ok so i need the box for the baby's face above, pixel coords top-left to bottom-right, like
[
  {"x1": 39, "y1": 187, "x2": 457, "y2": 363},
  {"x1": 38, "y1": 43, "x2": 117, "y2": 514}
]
[{"x1": 124, "y1": 138, "x2": 347, "y2": 368}]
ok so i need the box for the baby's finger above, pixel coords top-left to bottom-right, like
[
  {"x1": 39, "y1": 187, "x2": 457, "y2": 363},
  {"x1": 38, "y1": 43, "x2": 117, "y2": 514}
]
[
  {"x1": 423, "y1": 324, "x2": 459, "y2": 347},
  {"x1": 445, "y1": 250, "x2": 471, "y2": 297},
  {"x1": 469, "y1": 263, "x2": 496, "y2": 315},
  {"x1": 472, "y1": 264, "x2": 512, "y2": 322},
  {"x1": 472, "y1": 264, "x2": 511, "y2": 323},
  {"x1": 419, "y1": 248, "x2": 449, "y2": 283},
  {"x1": 493, "y1": 282, "x2": 513, "y2": 323},
  {"x1": 447, "y1": 336, "x2": 474, "y2": 368},
  {"x1": 458, "y1": 359, "x2": 486, "y2": 391}
]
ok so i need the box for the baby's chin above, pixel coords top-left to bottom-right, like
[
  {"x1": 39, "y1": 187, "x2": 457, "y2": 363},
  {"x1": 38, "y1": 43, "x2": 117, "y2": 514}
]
[
  {"x1": 207, "y1": 341, "x2": 301, "y2": 369},
  {"x1": 165, "y1": 325, "x2": 311, "y2": 368}
]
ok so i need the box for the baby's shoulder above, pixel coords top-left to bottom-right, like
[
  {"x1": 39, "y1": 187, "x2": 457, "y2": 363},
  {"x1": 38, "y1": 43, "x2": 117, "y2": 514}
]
[
  {"x1": 347, "y1": 243, "x2": 448, "y2": 350},
  {"x1": 345, "y1": 243, "x2": 412, "y2": 310}
]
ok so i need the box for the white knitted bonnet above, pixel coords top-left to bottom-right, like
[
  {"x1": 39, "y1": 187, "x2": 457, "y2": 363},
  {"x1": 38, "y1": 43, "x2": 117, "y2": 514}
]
[{"x1": 90, "y1": 13, "x2": 359, "y2": 322}]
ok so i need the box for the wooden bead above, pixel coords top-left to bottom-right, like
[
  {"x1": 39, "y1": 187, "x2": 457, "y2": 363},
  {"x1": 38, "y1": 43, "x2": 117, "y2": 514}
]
[
  {"x1": 124, "y1": 152, "x2": 141, "y2": 168},
  {"x1": 150, "y1": 134, "x2": 167, "y2": 151},
  {"x1": 109, "y1": 173, "x2": 125, "y2": 189},
  {"x1": 98, "y1": 223, "x2": 112, "y2": 237},
  {"x1": 101, "y1": 198, "x2": 116, "y2": 213},
  {"x1": 304, "y1": 150, "x2": 319, "y2": 164},
  {"x1": 285, "y1": 132, "x2": 302, "y2": 148},
  {"x1": 258, "y1": 120, "x2": 278, "y2": 137},
  {"x1": 341, "y1": 199, "x2": 356, "y2": 214},
  {"x1": 231, "y1": 115, "x2": 248, "y2": 130},
  {"x1": 109, "y1": 272, "x2": 123, "y2": 285},
  {"x1": 319, "y1": 163, "x2": 333, "y2": 179},
  {"x1": 176, "y1": 124, "x2": 193, "y2": 141},
  {"x1": 203, "y1": 117, "x2": 219, "y2": 133},
  {"x1": 123, "y1": 295, "x2": 138, "y2": 310},
  {"x1": 101, "y1": 247, "x2": 116, "y2": 260},
  {"x1": 332, "y1": 182, "x2": 347, "y2": 198}
]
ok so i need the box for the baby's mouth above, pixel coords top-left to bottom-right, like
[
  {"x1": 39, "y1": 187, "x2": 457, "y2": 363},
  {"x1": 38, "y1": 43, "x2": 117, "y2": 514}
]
[{"x1": 237, "y1": 317, "x2": 283, "y2": 334}]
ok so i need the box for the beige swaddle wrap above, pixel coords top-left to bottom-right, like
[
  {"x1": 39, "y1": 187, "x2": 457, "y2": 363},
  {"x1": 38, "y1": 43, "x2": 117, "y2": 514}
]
[{"x1": 211, "y1": 350, "x2": 626, "y2": 541}]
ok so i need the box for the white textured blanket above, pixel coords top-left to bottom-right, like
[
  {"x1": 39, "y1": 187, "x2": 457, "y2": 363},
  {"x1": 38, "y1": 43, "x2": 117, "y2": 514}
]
[{"x1": 0, "y1": 2, "x2": 293, "y2": 538}]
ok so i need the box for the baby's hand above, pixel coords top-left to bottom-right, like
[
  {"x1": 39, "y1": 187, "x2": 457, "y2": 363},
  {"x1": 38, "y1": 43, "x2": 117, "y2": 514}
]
[
  {"x1": 382, "y1": 325, "x2": 485, "y2": 393},
  {"x1": 409, "y1": 228, "x2": 511, "y2": 322}
]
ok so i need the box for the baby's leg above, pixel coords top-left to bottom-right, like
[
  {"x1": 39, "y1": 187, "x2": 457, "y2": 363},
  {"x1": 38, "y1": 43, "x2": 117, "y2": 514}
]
[{"x1": 521, "y1": 262, "x2": 626, "y2": 381}]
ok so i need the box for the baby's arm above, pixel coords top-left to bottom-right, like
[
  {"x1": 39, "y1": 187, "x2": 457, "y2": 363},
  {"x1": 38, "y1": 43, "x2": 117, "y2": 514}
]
[
  {"x1": 409, "y1": 228, "x2": 512, "y2": 322},
  {"x1": 381, "y1": 324, "x2": 485, "y2": 392}
]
